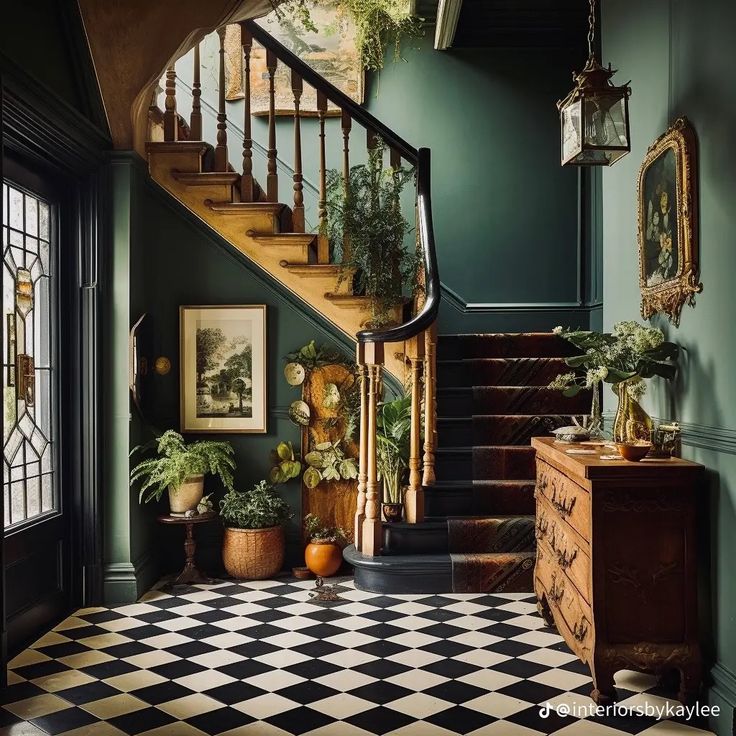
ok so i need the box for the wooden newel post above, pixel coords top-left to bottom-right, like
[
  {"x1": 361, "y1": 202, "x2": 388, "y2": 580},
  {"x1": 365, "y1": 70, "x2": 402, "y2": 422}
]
[
  {"x1": 354, "y1": 348, "x2": 368, "y2": 549},
  {"x1": 361, "y1": 341, "x2": 384, "y2": 556},
  {"x1": 215, "y1": 28, "x2": 229, "y2": 172},
  {"x1": 423, "y1": 322, "x2": 438, "y2": 487},
  {"x1": 163, "y1": 63, "x2": 177, "y2": 142},
  {"x1": 405, "y1": 334, "x2": 425, "y2": 523},
  {"x1": 239, "y1": 23, "x2": 254, "y2": 202}
]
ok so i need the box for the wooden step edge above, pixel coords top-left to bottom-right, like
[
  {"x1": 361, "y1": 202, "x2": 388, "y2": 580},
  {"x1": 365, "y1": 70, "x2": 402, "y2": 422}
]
[
  {"x1": 280, "y1": 263, "x2": 343, "y2": 275},
  {"x1": 324, "y1": 293, "x2": 369, "y2": 306},
  {"x1": 206, "y1": 200, "x2": 287, "y2": 214},
  {"x1": 250, "y1": 233, "x2": 317, "y2": 246},
  {"x1": 172, "y1": 171, "x2": 240, "y2": 185},
  {"x1": 146, "y1": 141, "x2": 211, "y2": 155}
]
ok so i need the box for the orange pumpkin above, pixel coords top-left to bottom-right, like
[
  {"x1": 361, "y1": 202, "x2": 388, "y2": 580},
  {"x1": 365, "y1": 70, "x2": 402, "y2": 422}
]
[{"x1": 304, "y1": 541, "x2": 342, "y2": 577}]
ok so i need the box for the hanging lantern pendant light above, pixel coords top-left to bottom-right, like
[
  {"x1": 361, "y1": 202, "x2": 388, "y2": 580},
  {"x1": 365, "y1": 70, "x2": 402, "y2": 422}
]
[{"x1": 558, "y1": 0, "x2": 632, "y2": 166}]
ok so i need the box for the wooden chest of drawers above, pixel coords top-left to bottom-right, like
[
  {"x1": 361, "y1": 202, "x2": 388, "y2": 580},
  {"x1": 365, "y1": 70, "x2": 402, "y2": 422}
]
[{"x1": 531, "y1": 437, "x2": 704, "y2": 704}]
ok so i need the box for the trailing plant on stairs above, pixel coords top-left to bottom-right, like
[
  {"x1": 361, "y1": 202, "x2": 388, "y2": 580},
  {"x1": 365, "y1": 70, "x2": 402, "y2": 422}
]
[
  {"x1": 326, "y1": 142, "x2": 419, "y2": 327},
  {"x1": 272, "y1": 0, "x2": 423, "y2": 72}
]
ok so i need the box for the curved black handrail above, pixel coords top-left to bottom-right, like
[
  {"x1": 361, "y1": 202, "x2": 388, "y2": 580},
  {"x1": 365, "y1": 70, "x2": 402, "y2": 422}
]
[{"x1": 244, "y1": 20, "x2": 440, "y2": 345}]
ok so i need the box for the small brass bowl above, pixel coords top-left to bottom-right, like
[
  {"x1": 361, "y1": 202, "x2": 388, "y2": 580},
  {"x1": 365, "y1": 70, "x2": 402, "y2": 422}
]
[{"x1": 615, "y1": 442, "x2": 652, "y2": 462}]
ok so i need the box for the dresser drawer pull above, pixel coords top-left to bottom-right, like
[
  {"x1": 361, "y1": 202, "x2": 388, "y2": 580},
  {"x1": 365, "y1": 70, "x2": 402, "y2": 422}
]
[
  {"x1": 549, "y1": 576, "x2": 565, "y2": 604},
  {"x1": 550, "y1": 484, "x2": 576, "y2": 517},
  {"x1": 549, "y1": 528, "x2": 578, "y2": 569},
  {"x1": 573, "y1": 617, "x2": 589, "y2": 642}
]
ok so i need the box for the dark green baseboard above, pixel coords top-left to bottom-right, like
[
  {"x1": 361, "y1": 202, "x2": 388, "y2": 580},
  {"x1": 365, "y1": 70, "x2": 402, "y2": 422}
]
[
  {"x1": 102, "y1": 550, "x2": 160, "y2": 606},
  {"x1": 709, "y1": 663, "x2": 736, "y2": 736}
]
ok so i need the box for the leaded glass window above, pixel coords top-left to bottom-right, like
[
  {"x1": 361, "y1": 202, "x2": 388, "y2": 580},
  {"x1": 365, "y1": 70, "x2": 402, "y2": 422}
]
[{"x1": 3, "y1": 181, "x2": 57, "y2": 530}]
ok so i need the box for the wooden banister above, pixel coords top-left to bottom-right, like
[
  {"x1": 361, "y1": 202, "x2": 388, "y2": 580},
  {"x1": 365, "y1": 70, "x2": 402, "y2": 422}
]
[
  {"x1": 291, "y1": 70, "x2": 305, "y2": 233},
  {"x1": 190, "y1": 45, "x2": 202, "y2": 140},
  {"x1": 215, "y1": 28, "x2": 228, "y2": 171},
  {"x1": 239, "y1": 24, "x2": 254, "y2": 202},
  {"x1": 266, "y1": 48, "x2": 278, "y2": 201},
  {"x1": 163, "y1": 64, "x2": 177, "y2": 142}
]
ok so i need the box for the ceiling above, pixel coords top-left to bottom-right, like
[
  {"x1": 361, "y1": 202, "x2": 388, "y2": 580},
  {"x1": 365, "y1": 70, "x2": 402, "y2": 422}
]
[{"x1": 429, "y1": 0, "x2": 591, "y2": 50}]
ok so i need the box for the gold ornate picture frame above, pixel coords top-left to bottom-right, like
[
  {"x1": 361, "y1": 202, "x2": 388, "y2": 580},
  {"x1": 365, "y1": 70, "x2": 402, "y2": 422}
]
[{"x1": 637, "y1": 117, "x2": 701, "y2": 326}]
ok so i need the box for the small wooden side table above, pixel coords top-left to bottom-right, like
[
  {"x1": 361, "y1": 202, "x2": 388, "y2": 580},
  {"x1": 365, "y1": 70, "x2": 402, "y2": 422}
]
[{"x1": 158, "y1": 511, "x2": 218, "y2": 585}]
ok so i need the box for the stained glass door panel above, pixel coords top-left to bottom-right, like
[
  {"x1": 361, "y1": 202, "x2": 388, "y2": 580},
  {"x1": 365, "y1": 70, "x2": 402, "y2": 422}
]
[{"x1": 3, "y1": 181, "x2": 57, "y2": 531}]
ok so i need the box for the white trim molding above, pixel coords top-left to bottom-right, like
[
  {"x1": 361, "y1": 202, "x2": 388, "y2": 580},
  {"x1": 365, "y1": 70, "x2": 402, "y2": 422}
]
[{"x1": 434, "y1": 0, "x2": 464, "y2": 49}]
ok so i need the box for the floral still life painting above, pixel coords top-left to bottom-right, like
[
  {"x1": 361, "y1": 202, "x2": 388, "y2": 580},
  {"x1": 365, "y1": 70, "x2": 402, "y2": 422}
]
[
  {"x1": 637, "y1": 117, "x2": 701, "y2": 326},
  {"x1": 180, "y1": 305, "x2": 267, "y2": 433}
]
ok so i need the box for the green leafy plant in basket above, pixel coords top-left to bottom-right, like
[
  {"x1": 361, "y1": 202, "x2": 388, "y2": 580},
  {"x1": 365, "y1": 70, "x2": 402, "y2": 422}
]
[
  {"x1": 268, "y1": 441, "x2": 303, "y2": 485},
  {"x1": 130, "y1": 430, "x2": 235, "y2": 504},
  {"x1": 303, "y1": 441, "x2": 358, "y2": 489},
  {"x1": 219, "y1": 480, "x2": 293, "y2": 530}
]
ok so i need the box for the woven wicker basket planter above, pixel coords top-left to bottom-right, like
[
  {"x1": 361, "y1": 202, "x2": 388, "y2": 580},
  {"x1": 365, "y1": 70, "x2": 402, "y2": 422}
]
[{"x1": 222, "y1": 525, "x2": 285, "y2": 580}]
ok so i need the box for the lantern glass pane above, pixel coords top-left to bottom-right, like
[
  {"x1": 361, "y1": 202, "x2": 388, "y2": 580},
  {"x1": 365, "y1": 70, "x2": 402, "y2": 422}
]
[
  {"x1": 561, "y1": 100, "x2": 582, "y2": 163},
  {"x1": 583, "y1": 94, "x2": 628, "y2": 148}
]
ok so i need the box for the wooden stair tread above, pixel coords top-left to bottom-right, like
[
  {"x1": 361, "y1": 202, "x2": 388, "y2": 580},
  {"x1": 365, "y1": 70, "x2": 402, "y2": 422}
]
[
  {"x1": 251, "y1": 233, "x2": 316, "y2": 245},
  {"x1": 172, "y1": 171, "x2": 240, "y2": 185},
  {"x1": 281, "y1": 263, "x2": 343, "y2": 274},
  {"x1": 207, "y1": 201, "x2": 287, "y2": 214}
]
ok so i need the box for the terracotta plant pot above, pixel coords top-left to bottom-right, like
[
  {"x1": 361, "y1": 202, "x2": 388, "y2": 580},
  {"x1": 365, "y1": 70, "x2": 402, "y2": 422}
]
[
  {"x1": 222, "y1": 525, "x2": 285, "y2": 580},
  {"x1": 305, "y1": 541, "x2": 342, "y2": 577},
  {"x1": 168, "y1": 475, "x2": 204, "y2": 513},
  {"x1": 382, "y1": 503, "x2": 403, "y2": 523}
]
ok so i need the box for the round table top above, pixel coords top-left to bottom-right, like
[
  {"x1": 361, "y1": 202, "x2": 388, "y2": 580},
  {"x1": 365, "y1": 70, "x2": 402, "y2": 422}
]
[{"x1": 157, "y1": 511, "x2": 218, "y2": 525}]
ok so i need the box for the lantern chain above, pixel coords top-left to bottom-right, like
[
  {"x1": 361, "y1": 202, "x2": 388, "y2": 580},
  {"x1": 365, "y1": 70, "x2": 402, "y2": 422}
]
[{"x1": 587, "y1": 0, "x2": 596, "y2": 60}]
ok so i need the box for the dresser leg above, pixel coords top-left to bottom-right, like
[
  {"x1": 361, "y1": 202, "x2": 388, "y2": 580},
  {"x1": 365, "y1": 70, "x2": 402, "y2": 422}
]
[
  {"x1": 590, "y1": 660, "x2": 616, "y2": 705},
  {"x1": 677, "y1": 665, "x2": 701, "y2": 705}
]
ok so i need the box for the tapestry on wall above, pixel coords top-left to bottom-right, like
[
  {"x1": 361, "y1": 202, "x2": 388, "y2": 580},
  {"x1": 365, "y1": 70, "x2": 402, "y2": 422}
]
[
  {"x1": 637, "y1": 117, "x2": 702, "y2": 326},
  {"x1": 223, "y1": 1, "x2": 364, "y2": 115},
  {"x1": 180, "y1": 305, "x2": 267, "y2": 433}
]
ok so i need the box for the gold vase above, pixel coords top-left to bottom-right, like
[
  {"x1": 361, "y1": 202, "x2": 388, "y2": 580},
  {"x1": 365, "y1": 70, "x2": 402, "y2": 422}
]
[{"x1": 612, "y1": 381, "x2": 652, "y2": 443}]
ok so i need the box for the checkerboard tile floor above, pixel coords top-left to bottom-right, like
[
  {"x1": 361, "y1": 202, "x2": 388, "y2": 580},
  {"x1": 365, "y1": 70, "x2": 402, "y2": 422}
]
[{"x1": 1, "y1": 577, "x2": 716, "y2": 736}]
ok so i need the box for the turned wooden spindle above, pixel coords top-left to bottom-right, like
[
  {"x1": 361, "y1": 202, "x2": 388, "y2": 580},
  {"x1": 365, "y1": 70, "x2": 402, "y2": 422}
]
[
  {"x1": 291, "y1": 70, "x2": 305, "y2": 233},
  {"x1": 354, "y1": 351, "x2": 368, "y2": 549},
  {"x1": 266, "y1": 48, "x2": 278, "y2": 201},
  {"x1": 163, "y1": 63, "x2": 177, "y2": 142},
  {"x1": 239, "y1": 24, "x2": 254, "y2": 202},
  {"x1": 317, "y1": 90, "x2": 329, "y2": 263},
  {"x1": 405, "y1": 334, "x2": 425, "y2": 523},
  {"x1": 340, "y1": 111, "x2": 352, "y2": 262},
  {"x1": 423, "y1": 322, "x2": 438, "y2": 487},
  {"x1": 215, "y1": 28, "x2": 229, "y2": 172},
  {"x1": 361, "y1": 342, "x2": 384, "y2": 556},
  {"x1": 190, "y1": 44, "x2": 202, "y2": 140}
]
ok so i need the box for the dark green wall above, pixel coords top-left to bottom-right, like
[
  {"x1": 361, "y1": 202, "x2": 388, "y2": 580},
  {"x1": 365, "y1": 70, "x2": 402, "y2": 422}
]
[
  {"x1": 601, "y1": 0, "x2": 736, "y2": 731},
  {"x1": 181, "y1": 31, "x2": 601, "y2": 333}
]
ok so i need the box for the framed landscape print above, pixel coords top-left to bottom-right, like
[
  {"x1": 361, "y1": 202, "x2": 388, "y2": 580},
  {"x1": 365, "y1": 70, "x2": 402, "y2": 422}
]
[
  {"x1": 637, "y1": 117, "x2": 702, "y2": 326},
  {"x1": 223, "y1": 0, "x2": 364, "y2": 115},
  {"x1": 180, "y1": 305, "x2": 267, "y2": 433}
]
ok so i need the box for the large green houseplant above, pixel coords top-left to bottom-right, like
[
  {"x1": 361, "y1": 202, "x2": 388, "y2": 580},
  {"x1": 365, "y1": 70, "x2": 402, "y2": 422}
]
[
  {"x1": 376, "y1": 394, "x2": 411, "y2": 520},
  {"x1": 326, "y1": 143, "x2": 418, "y2": 327},
  {"x1": 130, "y1": 430, "x2": 235, "y2": 513},
  {"x1": 220, "y1": 481, "x2": 292, "y2": 579}
]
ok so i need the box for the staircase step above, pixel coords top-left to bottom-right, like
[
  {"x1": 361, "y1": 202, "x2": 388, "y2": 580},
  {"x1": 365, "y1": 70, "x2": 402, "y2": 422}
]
[
  {"x1": 146, "y1": 141, "x2": 211, "y2": 173},
  {"x1": 437, "y1": 415, "x2": 570, "y2": 447},
  {"x1": 437, "y1": 386, "x2": 592, "y2": 416},
  {"x1": 474, "y1": 446, "x2": 537, "y2": 480},
  {"x1": 425, "y1": 480, "x2": 536, "y2": 517},
  {"x1": 172, "y1": 171, "x2": 240, "y2": 186},
  {"x1": 250, "y1": 234, "x2": 317, "y2": 265},
  {"x1": 345, "y1": 545, "x2": 534, "y2": 593},
  {"x1": 438, "y1": 333, "x2": 577, "y2": 359},
  {"x1": 206, "y1": 200, "x2": 292, "y2": 232},
  {"x1": 280, "y1": 263, "x2": 354, "y2": 296},
  {"x1": 383, "y1": 516, "x2": 535, "y2": 556},
  {"x1": 438, "y1": 357, "x2": 571, "y2": 387}
]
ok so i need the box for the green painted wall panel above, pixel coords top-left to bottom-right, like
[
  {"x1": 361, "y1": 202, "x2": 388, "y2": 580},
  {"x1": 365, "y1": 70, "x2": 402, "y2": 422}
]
[{"x1": 601, "y1": 0, "x2": 736, "y2": 731}]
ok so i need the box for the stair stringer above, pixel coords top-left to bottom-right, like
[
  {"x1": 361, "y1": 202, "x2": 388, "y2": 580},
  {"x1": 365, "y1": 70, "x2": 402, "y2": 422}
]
[{"x1": 146, "y1": 146, "x2": 406, "y2": 382}]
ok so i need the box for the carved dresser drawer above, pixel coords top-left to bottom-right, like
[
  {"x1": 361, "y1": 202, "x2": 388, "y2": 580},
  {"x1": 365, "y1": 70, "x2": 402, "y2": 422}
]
[
  {"x1": 536, "y1": 459, "x2": 591, "y2": 541},
  {"x1": 531, "y1": 437, "x2": 704, "y2": 706}
]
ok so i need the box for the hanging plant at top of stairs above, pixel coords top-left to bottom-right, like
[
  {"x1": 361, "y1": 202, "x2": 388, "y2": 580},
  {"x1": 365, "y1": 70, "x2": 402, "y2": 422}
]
[
  {"x1": 326, "y1": 142, "x2": 419, "y2": 328},
  {"x1": 271, "y1": 0, "x2": 423, "y2": 71}
]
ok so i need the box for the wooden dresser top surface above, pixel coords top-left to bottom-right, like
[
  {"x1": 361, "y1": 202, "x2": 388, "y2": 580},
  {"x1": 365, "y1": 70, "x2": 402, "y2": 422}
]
[{"x1": 532, "y1": 436, "x2": 703, "y2": 482}]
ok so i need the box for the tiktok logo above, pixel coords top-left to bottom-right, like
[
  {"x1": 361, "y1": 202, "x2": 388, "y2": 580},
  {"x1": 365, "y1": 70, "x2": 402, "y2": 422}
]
[{"x1": 539, "y1": 703, "x2": 552, "y2": 719}]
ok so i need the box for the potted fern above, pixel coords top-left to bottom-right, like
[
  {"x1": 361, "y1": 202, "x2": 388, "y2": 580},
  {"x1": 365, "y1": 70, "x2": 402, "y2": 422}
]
[
  {"x1": 304, "y1": 514, "x2": 346, "y2": 577},
  {"x1": 376, "y1": 395, "x2": 412, "y2": 522},
  {"x1": 130, "y1": 430, "x2": 235, "y2": 513},
  {"x1": 326, "y1": 143, "x2": 418, "y2": 327},
  {"x1": 220, "y1": 481, "x2": 292, "y2": 579}
]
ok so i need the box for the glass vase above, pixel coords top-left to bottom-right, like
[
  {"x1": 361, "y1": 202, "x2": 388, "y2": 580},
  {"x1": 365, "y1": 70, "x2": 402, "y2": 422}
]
[{"x1": 612, "y1": 380, "x2": 653, "y2": 443}]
